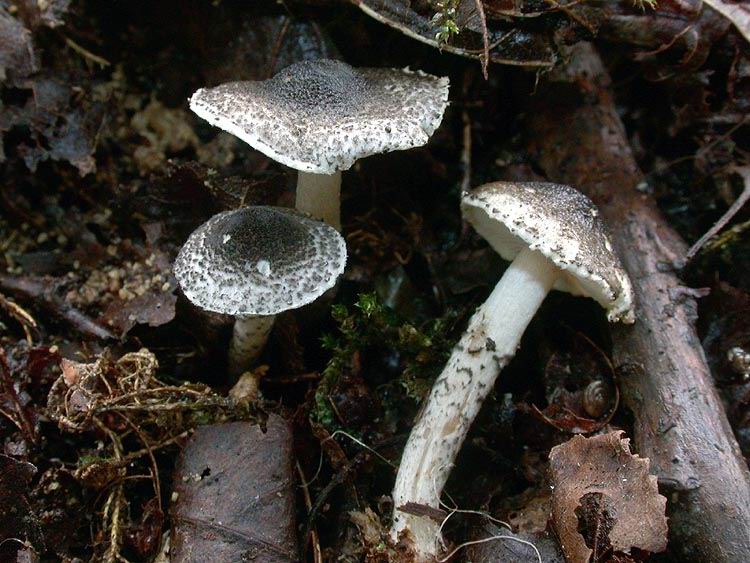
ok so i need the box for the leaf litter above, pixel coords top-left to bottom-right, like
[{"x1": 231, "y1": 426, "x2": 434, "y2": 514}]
[
  {"x1": 549, "y1": 431, "x2": 668, "y2": 562},
  {"x1": 1, "y1": 0, "x2": 749, "y2": 560}
]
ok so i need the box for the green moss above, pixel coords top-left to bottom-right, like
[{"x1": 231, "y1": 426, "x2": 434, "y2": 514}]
[
  {"x1": 430, "y1": 0, "x2": 460, "y2": 45},
  {"x1": 77, "y1": 453, "x2": 111, "y2": 467},
  {"x1": 312, "y1": 293, "x2": 456, "y2": 430}
]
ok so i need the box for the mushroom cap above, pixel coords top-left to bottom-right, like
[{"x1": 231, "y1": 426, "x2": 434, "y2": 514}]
[
  {"x1": 174, "y1": 206, "x2": 347, "y2": 316},
  {"x1": 461, "y1": 182, "x2": 634, "y2": 323},
  {"x1": 189, "y1": 59, "x2": 450, "y2": 174}
]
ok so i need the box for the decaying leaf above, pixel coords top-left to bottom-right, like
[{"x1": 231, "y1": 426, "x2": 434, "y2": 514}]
[
  {"x1": 549, "y1": 431, "x2": 668, "y2": 562},
  {"x1": 0, "y1": 2, "x2": 100, "y2": 175},
  {"x1": 170, "y1": 418, "x2": 298, "y2": 563},
  {"x1": 0, "y1": 0, "x2": 69, "y2": 82},
  {"x1": 574, "y1": 491, "x2": 636, "y2": 563},
  {"x1": 353, "y1": 0, "x2": 556, "y2": 68},
  {"x1": 0, "y1": 78, "x2": 101, "y2": 175},
  {"x1": 101, "y1": 289, "x2": 177, "y2": 338}
]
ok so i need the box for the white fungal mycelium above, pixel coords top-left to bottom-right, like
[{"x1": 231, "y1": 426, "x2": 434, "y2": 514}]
[
  {"x1": 390, "y1": 182, "x2": 635, "y2": 560},
  {"x1": 189, "y1": 59, "x2": 450, "y2": 230}
]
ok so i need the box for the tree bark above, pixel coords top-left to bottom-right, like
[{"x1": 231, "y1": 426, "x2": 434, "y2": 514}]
[{"x1": 523, "y1": 42, "x2": 750, "y2": 562}]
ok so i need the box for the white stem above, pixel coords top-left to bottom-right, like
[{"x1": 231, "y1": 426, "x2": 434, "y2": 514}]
[
  {"x1": 228, "y1": 315, "x2": 275, "y2": 377},
  {"x1": 295, "y1": 171, "x2": 342, "y2": 231},
  {"x1": 390, "y1": 247, "x2": 558, "y2": 559}
]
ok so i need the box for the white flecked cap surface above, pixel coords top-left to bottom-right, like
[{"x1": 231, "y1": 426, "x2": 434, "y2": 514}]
[
  {"x1": 461, "y1": 181, "x2": 635, "y2": 323},
  {"x1": 174, "y1": 206, "x2": 347, "y2": 316},
  {"x1": 189, "y1": 59, "x2": 450, "y2": 174}
]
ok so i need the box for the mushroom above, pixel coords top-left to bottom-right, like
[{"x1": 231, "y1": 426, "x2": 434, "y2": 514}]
[
  {"x1": 189, "y1": 59, "x2": 450, "y2": 230},
  {"x1": 390, "y1": 181, "x2": 635, "y2": 559},
  {"x1": 174, "y1": 206, "x2": 346, "y2": 377}
]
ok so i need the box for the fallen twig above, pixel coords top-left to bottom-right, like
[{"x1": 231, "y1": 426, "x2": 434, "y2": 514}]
[
  {"x1": 686, "y1": 165, "x2": 750, "y2": 261},
  {"x1": 471, "y1": 0, "x2": 490, "y2": 78},
  {"x1": 701, "y1": 217, "x2": 750, "y2": 256},
  {"x1": 524, "y1": 42, "x2": 750, "y2": 561},
  {"x1": 0, "y1": 293, "x2": 36, "y2": 343},
  {"x1": 64, "y1": 37, "x2": 111, "y2": 68},
  {"x1": 0, "y1": 274, "x2": 115, "y2": 340}
]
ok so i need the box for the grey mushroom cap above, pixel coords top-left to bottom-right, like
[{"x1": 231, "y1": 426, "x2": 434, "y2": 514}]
[
  {"x1": 189, "y1": 59, "x2": 450, "y2": 174},
  {"x1": 174, "y1": 206, "x2": 347, "y2": 316},
  {"x1": 461, "y1": 182, "x2": 635, "y2": 323}
]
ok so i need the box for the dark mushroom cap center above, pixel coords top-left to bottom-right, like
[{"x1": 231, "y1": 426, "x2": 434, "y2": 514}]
[
  {"x1": 263, "y1": 59, "x2": 367, "y2": 116},
  {"x1": 206, "y1": 207, "x2": 310, "y2": 270}
]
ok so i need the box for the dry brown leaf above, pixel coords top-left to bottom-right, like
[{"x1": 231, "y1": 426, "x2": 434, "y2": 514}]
[
  {"x1": 101, "y1": 290, "x2": 177, "y2": 338},
  {"x1": 170, "y1": 418, "x2": 298, "y2": 563},
  {"x1": 353, "y1": 0, "x2": 556, "y2": 68},
  {"x1": 549, "y1": 431, "x2": 668, "y2": 562}
]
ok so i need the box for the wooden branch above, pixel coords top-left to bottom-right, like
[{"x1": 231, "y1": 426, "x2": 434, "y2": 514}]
[
  {"x1": 523, "y1": 42, "x2": 750, "y2": 562},
  {"x1": 0, "y1": 274, "x2": 115, "y2": 341}
]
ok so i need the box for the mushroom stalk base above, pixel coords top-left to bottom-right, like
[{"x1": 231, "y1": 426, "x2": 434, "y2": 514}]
[
  {"x1": 296, "y1": 171, "x2": 342, "y2": 231},
  {"x1": 228, "y1": 315, "x2": 275, "y2": 378},
  {"x1": 391, "y1": 247, "x2": 558, "y2": 559}
]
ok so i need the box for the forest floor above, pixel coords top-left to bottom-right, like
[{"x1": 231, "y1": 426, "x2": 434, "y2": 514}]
[{"x1": 1, "y1": 1, "x2": 749, "y2": 562}]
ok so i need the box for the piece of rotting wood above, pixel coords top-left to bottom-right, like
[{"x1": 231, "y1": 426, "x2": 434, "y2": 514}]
[{"x1": 523, "y1": 42, "x2": 750, "y2": 562}]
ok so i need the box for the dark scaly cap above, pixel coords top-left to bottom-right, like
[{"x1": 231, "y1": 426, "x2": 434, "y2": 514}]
[
  {"x1": 174, "y1": 206, "x2": 347, "y2": 316},
  {"x1": 189, "y1": 59, "x2": 449, "y2": 174}
]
